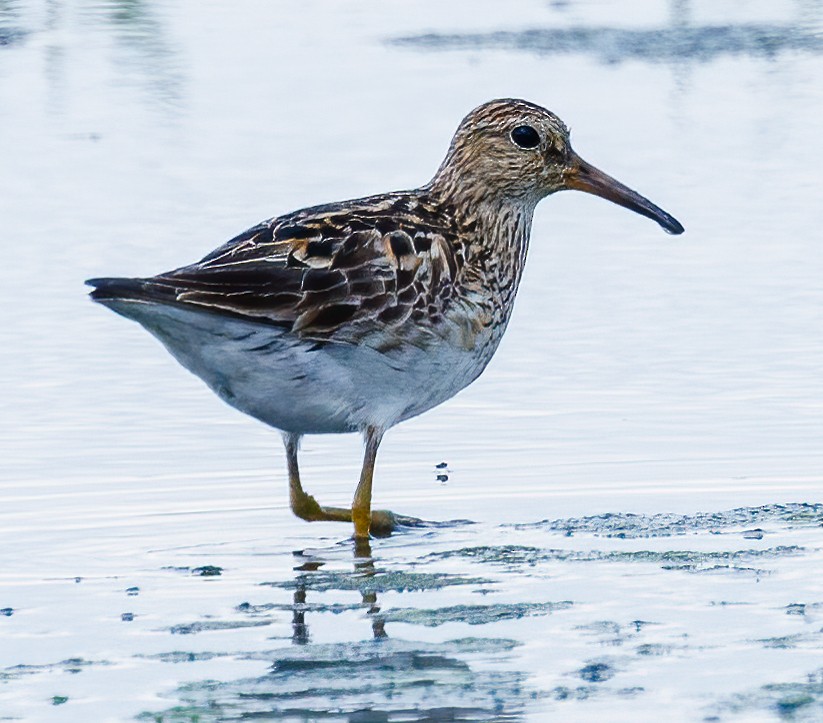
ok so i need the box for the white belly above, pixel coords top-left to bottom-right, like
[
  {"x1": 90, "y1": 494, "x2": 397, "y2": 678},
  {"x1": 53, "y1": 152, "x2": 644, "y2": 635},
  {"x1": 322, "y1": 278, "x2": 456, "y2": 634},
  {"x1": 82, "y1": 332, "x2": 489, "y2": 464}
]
[{"x1": 103, "y1": 299, "x2": 494, "y2": 434}]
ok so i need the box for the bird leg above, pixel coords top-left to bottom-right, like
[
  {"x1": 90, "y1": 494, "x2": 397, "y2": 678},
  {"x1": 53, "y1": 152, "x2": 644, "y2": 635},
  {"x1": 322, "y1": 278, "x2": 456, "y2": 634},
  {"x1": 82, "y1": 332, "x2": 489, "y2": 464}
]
[
  {"x1": 284, "y1": 430, "x2": 411, "y2": 536},
  {"x1": 284, "y1": 433, "x2": 351, "y2": 524},
  {"x1": 351, "y1": 426, "x2": 383, "y2": 538}
]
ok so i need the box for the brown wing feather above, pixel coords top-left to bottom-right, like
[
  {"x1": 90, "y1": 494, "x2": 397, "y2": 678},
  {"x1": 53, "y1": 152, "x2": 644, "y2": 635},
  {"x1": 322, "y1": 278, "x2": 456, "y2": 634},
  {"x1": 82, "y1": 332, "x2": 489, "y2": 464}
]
[{"x1": 146, "y1": 193, "x2": 463, "y2": 342}]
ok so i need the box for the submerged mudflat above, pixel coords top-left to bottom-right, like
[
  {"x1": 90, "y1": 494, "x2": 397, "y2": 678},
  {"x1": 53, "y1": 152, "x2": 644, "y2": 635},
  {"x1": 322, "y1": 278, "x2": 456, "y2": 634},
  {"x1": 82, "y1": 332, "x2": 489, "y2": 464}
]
[{"x1": 2, "y1": 505, "x2": 822, "y2": 721}]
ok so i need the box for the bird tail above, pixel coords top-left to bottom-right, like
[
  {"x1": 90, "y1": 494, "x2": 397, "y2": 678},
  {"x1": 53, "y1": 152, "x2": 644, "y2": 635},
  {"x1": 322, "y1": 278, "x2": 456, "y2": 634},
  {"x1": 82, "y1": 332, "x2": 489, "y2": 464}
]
[{"x1": 85, "y1": 277, "x2": 176, "y2": 304}]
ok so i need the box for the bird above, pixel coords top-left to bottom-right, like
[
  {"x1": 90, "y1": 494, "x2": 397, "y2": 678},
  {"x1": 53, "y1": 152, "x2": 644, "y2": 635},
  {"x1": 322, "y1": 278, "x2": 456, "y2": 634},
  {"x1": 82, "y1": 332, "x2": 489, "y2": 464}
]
[{"x1": 87, "y1": 98, "x2": 683, "y2": 539}]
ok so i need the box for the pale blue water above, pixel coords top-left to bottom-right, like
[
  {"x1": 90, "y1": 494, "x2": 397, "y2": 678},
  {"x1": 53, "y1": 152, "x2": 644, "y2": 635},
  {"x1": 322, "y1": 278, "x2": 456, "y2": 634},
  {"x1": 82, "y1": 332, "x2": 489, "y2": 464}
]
[{"x1": 1, "y1": 1, "x2": 822, "y2": 720}]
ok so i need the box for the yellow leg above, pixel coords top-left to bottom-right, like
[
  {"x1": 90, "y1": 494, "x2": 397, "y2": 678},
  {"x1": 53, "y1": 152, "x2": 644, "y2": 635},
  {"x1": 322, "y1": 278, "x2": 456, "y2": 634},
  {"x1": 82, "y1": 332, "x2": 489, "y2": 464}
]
[
  {"x1": 283, "y1": 430, "x2": 419, "y2": 537},
  {"x1": 351, "y1": 426, "x2": 383, "y2": 539},
  {"x1": 285, "y1": 433, "x2": 351, "y2": 524}
]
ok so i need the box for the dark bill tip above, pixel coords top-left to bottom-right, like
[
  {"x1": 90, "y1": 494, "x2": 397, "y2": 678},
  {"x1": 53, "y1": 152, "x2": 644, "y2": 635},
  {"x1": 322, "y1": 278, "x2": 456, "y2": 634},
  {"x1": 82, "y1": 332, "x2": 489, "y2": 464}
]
[{"x1": 565, "y1": 156, "x2": 684, "y2": 235}]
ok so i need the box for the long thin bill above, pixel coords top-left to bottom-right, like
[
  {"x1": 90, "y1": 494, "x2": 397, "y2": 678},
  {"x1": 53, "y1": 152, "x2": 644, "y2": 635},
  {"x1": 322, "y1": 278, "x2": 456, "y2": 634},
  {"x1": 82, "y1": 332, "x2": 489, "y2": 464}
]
[{"x1": 564, "y1": 155, "x2": 684, "y2": 235}]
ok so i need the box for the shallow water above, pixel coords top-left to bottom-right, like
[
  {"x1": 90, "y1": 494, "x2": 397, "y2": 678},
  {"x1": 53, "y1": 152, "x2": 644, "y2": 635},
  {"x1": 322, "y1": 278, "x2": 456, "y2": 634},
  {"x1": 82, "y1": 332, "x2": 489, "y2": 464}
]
[{"x1": 1, "y1": 1, "x2": 822, "y2": 720}]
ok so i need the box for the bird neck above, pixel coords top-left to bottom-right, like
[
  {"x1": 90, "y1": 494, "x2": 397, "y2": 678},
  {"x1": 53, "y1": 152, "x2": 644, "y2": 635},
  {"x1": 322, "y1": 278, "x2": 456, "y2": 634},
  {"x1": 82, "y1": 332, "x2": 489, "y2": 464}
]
[
  {"x1": 426, "y1": 182, "x2": 537, "y2": 292},
  {"x1": 415, "y1": 185, "x2": 535, "y2": 344},
  {"x1": 467, "y1": 194, "x2": 535, "y2": 258},
  {"x1": 468, "y1": 197, "x2": 535, "y2": 309}
]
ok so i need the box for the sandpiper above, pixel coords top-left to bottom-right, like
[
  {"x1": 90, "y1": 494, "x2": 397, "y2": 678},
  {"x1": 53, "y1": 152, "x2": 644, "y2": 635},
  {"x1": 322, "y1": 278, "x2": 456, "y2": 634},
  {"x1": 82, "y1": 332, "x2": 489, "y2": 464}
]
[{"x1": 88, "y1": 98, "x2": 683, "y2": 539}]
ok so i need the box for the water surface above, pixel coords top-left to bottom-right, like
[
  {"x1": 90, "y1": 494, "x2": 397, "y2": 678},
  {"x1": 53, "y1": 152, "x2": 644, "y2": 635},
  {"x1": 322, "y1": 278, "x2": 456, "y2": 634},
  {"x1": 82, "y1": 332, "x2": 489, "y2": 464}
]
[{"x1": 1, "y1": 1, "x2": 822, "y2": 720}]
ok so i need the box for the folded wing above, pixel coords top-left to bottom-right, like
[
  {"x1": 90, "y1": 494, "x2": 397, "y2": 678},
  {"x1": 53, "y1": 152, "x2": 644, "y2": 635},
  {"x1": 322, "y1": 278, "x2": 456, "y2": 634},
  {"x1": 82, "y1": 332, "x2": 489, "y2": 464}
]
[{"x1": 88, "y1": 195, "x2": 462, "y2": 343}]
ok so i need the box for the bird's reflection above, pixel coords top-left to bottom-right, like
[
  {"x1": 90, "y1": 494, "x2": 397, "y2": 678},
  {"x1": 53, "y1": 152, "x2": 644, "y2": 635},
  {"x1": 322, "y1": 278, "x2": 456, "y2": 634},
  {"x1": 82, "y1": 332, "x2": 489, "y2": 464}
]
[
  {"x1": 354, "y1": 538, "x2": 389, "y2": 640},
  {"x1": 144, "y1": 537, "x2": 532, "y2": 719},
  {"x1": 291, "y1": 537, "x2": 387, "y2": 645},
  {"x1": 290, "y1": 583, "x2": 309, "y2": 644}
]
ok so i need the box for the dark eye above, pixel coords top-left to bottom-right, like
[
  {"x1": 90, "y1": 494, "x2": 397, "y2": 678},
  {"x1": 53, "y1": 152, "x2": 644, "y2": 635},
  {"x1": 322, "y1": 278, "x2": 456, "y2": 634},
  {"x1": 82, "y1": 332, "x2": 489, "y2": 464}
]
[{"x1": 510, "y1": 125, "x2": 540, "y2": 149}]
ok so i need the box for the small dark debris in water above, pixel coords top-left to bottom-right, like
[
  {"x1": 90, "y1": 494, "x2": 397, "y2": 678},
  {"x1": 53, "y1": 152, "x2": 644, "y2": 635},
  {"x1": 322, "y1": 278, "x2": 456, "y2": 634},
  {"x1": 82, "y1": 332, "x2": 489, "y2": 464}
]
[
  {"x1": 579, "y1": 662, "x2": 614, "y2": 683},
  {"x1": 786, "y1": 603, "x2": 806, "y2": 615},
  {"x1": 192, "y1": 565, "x2": 222, "y2": 577},
  {"x1": 126, "y1": 586, "x2": 139, "y2": 596},
  {"x1": 51, "y1": 695, "x2": 68, "y2": 706},
  {"x1": 0, "y1": 608, "x2": 12, "y2": 617},
  {"x1": 74, "y1": 577, "x2": 82, "y2": 583},
  {"x1": 743, "y1": 528, "x2": 765, "y2": 540},
  {"x1": 121, "y1": 613, "x2": 134, "y2": 622},
  {"x1": 435, "y1": 461, "x2": 449, "y2": 483}
]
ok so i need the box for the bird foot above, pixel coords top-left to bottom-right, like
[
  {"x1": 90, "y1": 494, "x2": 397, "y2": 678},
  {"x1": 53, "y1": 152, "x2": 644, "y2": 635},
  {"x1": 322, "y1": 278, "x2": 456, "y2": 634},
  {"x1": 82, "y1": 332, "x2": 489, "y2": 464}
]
[
  {"x1": 368, "y1": 509, "x2": 425, "y2": 537},
  {"x1": 291, "y1": 492, "x2": 422, "y2": 536}
]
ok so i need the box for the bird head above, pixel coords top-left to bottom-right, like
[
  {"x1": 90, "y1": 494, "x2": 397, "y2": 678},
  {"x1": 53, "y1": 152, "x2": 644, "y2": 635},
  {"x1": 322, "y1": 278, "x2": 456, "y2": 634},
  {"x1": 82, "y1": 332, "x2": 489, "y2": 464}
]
[{"x1": 432, "y1": 98, "x2": 683, "y2": 235}]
